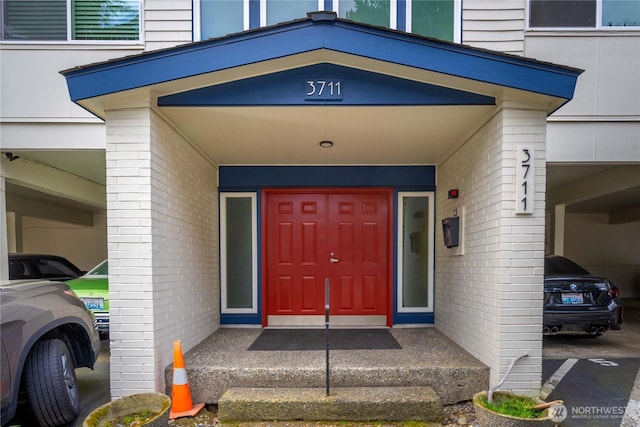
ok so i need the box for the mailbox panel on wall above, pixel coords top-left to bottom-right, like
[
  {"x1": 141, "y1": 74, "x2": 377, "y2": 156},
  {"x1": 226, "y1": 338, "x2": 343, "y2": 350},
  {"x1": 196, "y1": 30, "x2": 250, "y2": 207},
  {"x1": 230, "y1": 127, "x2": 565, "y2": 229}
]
[{"x1": 442, "y1": 216, "x2": 460, "y2": 248}]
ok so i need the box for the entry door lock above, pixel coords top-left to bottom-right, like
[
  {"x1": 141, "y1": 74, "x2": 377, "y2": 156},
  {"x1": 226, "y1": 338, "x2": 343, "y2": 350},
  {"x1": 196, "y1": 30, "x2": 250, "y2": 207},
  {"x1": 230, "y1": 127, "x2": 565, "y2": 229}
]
[{"x1": 329, "y1": 252, "x2": 340, "y2": 263}]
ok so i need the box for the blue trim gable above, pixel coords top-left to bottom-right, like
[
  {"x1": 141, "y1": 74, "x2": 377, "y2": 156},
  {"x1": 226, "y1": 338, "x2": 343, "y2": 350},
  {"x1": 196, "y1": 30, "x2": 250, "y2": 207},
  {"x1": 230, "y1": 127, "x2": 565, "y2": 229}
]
[
  {"x1": 158, "y1": 64, "x2": 495, "y2": 107},
  {"x1": 62, "y1": 13, "x2": 581, "y2": 103},
  {"x1": 219, "y1": 166, "x2": 436, "y2": 190}
]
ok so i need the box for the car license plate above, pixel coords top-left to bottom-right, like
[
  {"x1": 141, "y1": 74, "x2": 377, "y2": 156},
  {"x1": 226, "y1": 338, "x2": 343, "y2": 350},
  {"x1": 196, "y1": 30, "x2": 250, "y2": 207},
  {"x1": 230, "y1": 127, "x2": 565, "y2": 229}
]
[
  {"x1": 81, "y1": 297, "x2": 104, "y2": 310},
  {"x1": 561, "y1": 293, "x2": 584, "y2": 304}
]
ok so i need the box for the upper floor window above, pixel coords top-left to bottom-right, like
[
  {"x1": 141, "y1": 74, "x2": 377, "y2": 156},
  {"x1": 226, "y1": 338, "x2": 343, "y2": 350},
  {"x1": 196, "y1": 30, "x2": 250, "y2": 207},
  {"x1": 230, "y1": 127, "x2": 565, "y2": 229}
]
[
  {"x1": 529, "y1": 0, "x2": 640, "y2": 29},
  {"x1": 1, "y1": 0, "x2": 141, "y2": 42},
  {"x1": 266, "y1": 0, "x2": 319, "y2": 25},
  {"x1": 407, "y1": 0, "x2": 456, "y2": 42},
  {"x1": 338, "y1": 0, "x2": 392, "y2": 28},
  {"x1": 198, "y1": 0, "x2": 459, "y2": 42}
]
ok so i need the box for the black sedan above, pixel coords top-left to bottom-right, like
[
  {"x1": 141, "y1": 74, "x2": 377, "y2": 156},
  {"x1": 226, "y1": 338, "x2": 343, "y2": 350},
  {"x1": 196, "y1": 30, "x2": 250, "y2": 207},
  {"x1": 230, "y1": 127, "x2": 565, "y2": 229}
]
[
  {"x1": 8, "y1": 253, "x2": 84, "y2": 282},
  {"x1": 544, "y1": 255, "x2": 623, "y2": 337}
]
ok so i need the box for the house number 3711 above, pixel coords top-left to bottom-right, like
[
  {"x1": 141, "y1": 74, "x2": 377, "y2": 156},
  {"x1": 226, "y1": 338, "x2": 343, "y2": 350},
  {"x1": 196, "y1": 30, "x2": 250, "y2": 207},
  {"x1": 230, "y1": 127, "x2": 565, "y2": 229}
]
[
  {"x1": 305, "y1": 80, "x2": 342, "y2": 100},
  {"x1": 515, "y1": 147, "x2": 534, "y2": 214}
]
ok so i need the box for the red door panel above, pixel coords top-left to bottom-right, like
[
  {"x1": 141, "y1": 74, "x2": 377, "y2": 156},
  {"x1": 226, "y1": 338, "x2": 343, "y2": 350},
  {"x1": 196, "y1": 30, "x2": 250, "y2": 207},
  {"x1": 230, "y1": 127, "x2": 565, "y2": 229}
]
[
  {"x1": 275, "y1": 276, "x2": 293, "y2": 312},
  {"x1": 267, "y1": 193, "x2": 326, "y2": 316},
  {"x1": 327, "y1": 193, "x2": 388, "y2": 316},
  {"x1": 266, "y1": 190, "x2": 389, "y2": 320}
]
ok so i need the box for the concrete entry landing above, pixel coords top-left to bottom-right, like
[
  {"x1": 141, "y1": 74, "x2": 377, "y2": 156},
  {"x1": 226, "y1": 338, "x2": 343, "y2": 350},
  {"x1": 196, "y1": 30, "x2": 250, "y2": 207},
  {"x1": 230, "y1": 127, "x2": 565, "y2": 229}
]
[{"x1": 165, "y1": 328, "x2": 489, "y2": 418}]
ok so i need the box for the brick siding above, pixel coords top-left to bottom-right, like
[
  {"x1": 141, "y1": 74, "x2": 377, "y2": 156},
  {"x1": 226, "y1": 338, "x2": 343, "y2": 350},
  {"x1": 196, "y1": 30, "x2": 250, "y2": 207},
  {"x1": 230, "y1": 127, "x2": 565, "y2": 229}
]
[{"x1": 105, "y1": 107, "x2": 219, "y2": 397}]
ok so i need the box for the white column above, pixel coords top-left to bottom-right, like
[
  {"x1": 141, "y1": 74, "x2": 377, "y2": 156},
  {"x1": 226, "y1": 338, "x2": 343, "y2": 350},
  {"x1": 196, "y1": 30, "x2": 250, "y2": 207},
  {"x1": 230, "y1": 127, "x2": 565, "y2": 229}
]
[
  {"x1": 105, "y1": 107, "x2": 156, "y2": 399},
  {"x1": 554, "y1": 203, "x2": 566, "y2": 256},
  {"x1": 0, "y1": 176, "x2": 8, "y2": 280},
  {"x1": 105, "y1": 106, "x2": 219, "y2": 399},
  {"x1": 435, "y1": 104, "x2": 548, "y2": 396}
]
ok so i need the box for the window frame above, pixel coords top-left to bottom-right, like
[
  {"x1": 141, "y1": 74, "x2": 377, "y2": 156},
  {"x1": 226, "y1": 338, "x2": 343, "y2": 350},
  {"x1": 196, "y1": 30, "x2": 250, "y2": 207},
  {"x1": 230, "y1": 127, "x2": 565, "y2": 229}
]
[
  {"x1": 195, "y1": 0, "x2": 462, "y2": 42},
  {"x1": 527, "y1": 0, "x2": 640, "y2": 31},
  {"x1": 396, "y1": 191, "x2": 435, "y2": 314},
  {"x1": 1, "y1": 0, "x2": 143, "y2": 44},
  {"x1": 220, "y1": 192, "x2": 258, "y2": 314}
]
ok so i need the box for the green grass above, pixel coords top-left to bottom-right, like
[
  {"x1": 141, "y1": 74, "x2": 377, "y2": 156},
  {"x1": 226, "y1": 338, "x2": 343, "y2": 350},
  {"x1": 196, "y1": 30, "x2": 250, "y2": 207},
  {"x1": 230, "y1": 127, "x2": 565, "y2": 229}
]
[{"x1": 477, "y1": 393, "x2": 546, "y2": 419}]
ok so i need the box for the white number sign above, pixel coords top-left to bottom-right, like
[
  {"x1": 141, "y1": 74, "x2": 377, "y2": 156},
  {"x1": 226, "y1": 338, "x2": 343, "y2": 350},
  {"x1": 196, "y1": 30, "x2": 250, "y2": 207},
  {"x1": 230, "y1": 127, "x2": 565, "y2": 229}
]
[
  {"x1": 515, "y1": 146, "x2": 534, "y2": 214},
  {"x1": 305, "y1": 80, "x2": 342, "y2": 100}
]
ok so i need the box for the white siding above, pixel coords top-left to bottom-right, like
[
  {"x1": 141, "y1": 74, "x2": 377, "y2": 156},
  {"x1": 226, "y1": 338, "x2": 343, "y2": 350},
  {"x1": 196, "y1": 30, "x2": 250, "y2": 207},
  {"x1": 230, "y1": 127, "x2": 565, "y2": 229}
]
[
  {"x1": 526, "y1": 34, "x2": 640, "y2": 163},
  {"x1": 144, "y1": 0, "x2": 194, "y2": 51},
  {"x1": 462, "y1": 0, "x2": 526, "y2": 55},
  {"x1": 0, "y1": 48, "x2": 139, "y2": 122},
  {"x1": 105, "y1": 107, "x2": 219, "y2": 397},
  {"x1": 436, "y1": 105, "x2": 548, "y2": 395}
]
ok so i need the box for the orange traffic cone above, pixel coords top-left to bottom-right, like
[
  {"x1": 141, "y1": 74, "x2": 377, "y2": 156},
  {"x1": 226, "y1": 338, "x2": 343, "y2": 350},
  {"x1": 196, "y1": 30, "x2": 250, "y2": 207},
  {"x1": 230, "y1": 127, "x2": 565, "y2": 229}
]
[{"x1": 169, "y1": 340, "x2": 205, "y2": 419}]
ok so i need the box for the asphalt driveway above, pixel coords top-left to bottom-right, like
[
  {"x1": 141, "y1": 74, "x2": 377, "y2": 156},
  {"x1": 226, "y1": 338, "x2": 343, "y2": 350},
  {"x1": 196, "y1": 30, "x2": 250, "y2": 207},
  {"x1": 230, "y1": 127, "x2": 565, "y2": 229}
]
[{"x1": 542, "y1": 298, "x2": 640, "y2": 426}]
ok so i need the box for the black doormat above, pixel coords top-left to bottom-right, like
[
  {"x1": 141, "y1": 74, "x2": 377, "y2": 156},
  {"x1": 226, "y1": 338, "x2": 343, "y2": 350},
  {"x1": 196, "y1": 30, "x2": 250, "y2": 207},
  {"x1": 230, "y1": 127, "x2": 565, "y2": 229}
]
[{"x1": 247, "y1": 329, "x2": 402, "y2": 351}]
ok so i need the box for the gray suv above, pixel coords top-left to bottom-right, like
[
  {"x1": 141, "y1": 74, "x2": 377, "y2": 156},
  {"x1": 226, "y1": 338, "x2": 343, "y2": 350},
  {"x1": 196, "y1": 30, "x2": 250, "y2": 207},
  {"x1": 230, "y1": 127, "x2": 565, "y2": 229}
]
[{"x1": 1, "y1": 279, "x2": 101, "y2": 427}]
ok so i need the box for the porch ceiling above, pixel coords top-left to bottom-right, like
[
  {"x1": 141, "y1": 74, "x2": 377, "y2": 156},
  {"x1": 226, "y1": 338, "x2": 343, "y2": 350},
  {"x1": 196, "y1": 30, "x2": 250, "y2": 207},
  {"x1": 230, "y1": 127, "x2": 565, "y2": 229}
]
[{"x1": 159, "y1": 104, "x2": 494, "y2": 165}]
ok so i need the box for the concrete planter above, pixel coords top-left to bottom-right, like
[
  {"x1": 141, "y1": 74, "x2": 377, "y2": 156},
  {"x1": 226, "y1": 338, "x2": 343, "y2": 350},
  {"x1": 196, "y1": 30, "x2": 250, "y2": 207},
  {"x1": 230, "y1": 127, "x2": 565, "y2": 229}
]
[
  {"x1": 83, "y1": 393, "x2": 171, "y2": 427},
  {"x1": 473, "y1": 391, "x2": 553, "y2": 427}
]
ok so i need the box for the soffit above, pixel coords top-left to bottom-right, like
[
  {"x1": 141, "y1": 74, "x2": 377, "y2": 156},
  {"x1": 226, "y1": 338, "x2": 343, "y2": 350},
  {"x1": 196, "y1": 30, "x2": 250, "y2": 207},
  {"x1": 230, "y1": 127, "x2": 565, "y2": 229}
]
[
  {"x1": 62, "y1": 13, "x2": 580, "y2": 167},
  {"x1": 74, "y1": 50, "x2": 555, "y2": 167}
]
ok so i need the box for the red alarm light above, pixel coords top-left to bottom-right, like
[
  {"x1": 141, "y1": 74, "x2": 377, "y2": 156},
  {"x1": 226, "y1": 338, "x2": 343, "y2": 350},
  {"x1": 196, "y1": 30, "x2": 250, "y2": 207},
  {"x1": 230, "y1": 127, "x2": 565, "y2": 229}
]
[{"x1": 448, "y1": 189, "x2": 459, "y2": 199}]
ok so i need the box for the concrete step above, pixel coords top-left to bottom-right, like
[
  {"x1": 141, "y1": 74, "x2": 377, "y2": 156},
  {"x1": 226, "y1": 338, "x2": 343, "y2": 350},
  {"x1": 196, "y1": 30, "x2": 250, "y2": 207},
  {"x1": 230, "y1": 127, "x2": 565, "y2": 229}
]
[
  {"x1": 217, "y1": 386, "x2": 442, "y2": 422},
  {"x1": 183, "y1": 364, "x2": 488, "y2": 406}
]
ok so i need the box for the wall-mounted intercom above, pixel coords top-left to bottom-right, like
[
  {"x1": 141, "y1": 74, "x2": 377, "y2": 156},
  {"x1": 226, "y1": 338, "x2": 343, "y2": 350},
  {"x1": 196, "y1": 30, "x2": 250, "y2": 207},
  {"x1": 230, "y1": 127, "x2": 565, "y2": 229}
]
[{"x1": 442, "y1": 216, "x2": 460, "y2": 248}]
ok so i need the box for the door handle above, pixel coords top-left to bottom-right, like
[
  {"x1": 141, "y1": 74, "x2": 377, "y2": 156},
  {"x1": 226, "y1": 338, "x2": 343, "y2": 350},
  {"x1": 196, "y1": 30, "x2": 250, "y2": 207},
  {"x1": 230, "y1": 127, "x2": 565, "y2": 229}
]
[{"x1": 330, "y1": 257, "x2": 340, "y2": 263}]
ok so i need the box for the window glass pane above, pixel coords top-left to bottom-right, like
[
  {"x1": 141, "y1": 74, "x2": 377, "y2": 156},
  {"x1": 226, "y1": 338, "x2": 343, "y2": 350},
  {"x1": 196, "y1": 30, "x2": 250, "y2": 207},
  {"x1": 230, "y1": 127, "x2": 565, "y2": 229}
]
[
  {"x1": 401, "y1": 196, "x2": 429, "y2": 308},
  {"x1": 201, "y1": 0, "x2": 244, "y2": 39},
  {"x1": 602, "y1": 0, "x2": 640, "y2": 27},
  {"x1": 89, "y1": 260, "x2": 109, "y2": 276},
  {"x1": 38, "y1": 259, "x2": 78, "y2": 277},
  {"x1": 3, "y1": 0, "x2": 67, "y2": 40},
  {"x1": 340, "y1": 0, "x2": 390, "y2": 28},
  {"x1": 72, "y1": 0, "x2": 139, "y2": 40},
  {"x1": 412, "y1": 0, "x2": 454, "y2": 41},
  {"x1": 267, "y1": 0, "x2": 317, "y2": 25},
  {"x1": 225, "y1": 197, "x2": 253, "y2": 309},
  {"x1": 529, "y1": 0, "x2": 595, "y2": 27}
]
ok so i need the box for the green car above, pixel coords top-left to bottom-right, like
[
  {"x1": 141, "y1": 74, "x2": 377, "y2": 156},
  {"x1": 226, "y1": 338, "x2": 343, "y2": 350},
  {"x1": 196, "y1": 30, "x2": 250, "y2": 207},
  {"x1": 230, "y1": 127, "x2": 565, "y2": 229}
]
[{"x1": 66, "y1": 260, "x2": 109, "y2": 335}]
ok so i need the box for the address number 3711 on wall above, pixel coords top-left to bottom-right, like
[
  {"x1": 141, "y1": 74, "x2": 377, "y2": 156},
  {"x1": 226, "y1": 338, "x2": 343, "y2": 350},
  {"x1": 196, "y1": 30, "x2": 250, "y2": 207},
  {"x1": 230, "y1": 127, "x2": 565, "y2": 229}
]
[
  {"x1": 515, "y1": 146, "x2": 535, "y2": 215},
  {"x1": 305, "y1": 79, "x2": 342, "y2": 100}
]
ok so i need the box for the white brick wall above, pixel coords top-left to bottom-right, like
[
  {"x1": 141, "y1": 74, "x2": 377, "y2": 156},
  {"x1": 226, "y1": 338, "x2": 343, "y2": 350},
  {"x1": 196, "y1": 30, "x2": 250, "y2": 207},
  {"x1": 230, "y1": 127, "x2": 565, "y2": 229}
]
[
  {"x1": 105, "y1": 107, "x2": 219, "y2": 398},
  {"x1": 435, "y1": 104, "x2": 547, "y2": 395}
]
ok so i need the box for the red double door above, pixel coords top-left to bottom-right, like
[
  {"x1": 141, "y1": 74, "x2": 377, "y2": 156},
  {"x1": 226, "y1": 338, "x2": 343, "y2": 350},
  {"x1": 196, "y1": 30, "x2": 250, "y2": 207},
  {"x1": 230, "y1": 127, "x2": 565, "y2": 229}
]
[{"x1": 265, "y1": 190, "x2": 391, "y2": 326}]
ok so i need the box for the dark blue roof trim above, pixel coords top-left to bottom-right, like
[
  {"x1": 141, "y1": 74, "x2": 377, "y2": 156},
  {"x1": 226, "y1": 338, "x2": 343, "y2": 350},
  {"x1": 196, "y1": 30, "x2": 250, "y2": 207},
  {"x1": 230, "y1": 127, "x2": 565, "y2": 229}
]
[
  {"x1": 158, "y1": 64, "x2": 495, "y2": 107},
  {"x1": 62, "y1": 13, "x2": 581, "y2": 102},
  {"x1": 219, "y1": 165, "x2": 436, "y2": 189}
]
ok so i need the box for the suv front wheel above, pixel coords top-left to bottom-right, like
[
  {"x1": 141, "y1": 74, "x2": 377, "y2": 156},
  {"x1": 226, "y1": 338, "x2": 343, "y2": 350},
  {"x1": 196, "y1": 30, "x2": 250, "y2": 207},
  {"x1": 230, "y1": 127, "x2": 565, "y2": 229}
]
[{"x1": 24, "y1": 339, "x2": 81, "y2": 427}]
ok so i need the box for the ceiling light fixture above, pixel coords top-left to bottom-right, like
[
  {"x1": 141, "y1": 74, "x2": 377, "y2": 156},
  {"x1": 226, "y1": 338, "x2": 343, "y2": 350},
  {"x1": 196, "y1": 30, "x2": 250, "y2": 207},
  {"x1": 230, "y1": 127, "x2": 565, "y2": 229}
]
[
  {"x1": 319, "y1": 140, "x2": 334, "y2": 148},
  {"x1": 4, "y1": 152, "x2": 20, "y2": 162}
]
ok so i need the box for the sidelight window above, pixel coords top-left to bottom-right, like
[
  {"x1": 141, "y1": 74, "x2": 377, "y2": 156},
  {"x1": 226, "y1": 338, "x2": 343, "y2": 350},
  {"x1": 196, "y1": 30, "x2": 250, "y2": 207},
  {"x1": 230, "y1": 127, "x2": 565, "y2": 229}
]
[
  {"x1": 221, "y1": 193, "x2": 258, "y2": 313},
  {"x1": 397, "y1": 192, "x2": 434, "y2": 313}
]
